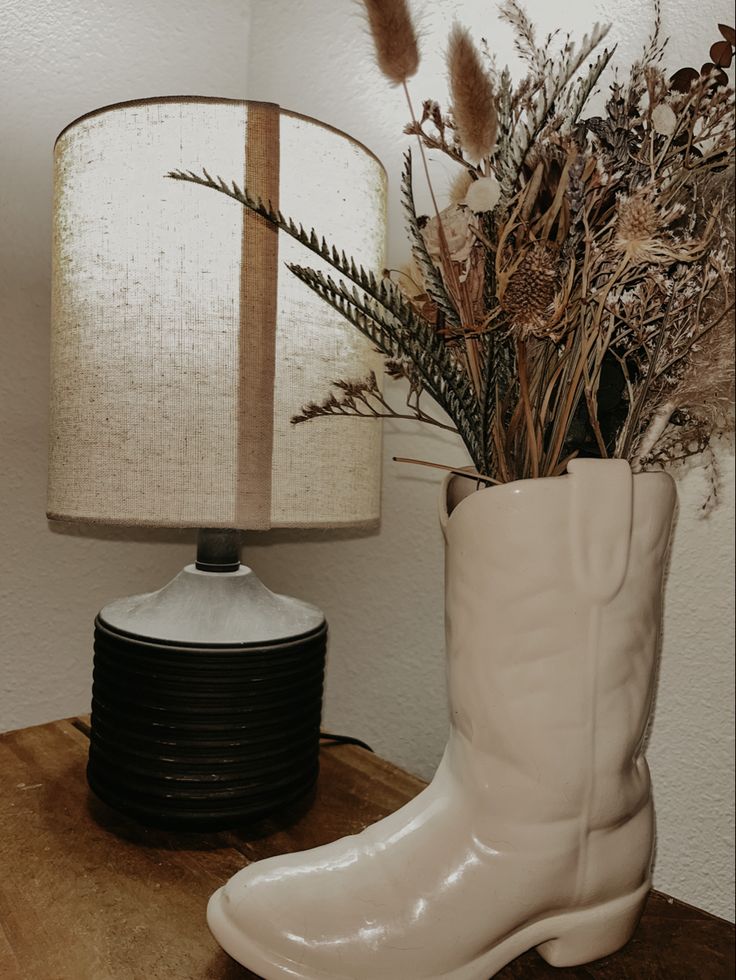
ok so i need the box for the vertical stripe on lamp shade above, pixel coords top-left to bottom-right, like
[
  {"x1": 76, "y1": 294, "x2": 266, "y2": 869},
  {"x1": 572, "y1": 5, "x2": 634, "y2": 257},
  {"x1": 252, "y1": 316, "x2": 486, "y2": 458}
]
[{"x1": 48, "y1": 97, "x2": 386, "y2": 530}]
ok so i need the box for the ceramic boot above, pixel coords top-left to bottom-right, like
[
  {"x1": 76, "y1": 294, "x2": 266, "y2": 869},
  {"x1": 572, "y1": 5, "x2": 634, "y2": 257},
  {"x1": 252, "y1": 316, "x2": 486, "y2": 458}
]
[{"x1": 206, "y1": 458, "x2": 676, "y2": 980}]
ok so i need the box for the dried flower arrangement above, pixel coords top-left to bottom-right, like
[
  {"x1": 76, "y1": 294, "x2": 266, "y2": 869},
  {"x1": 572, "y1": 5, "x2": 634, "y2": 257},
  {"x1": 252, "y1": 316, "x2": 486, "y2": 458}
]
[{"x1": 169, "y1": 2, "x2": 735, "y2": 507}]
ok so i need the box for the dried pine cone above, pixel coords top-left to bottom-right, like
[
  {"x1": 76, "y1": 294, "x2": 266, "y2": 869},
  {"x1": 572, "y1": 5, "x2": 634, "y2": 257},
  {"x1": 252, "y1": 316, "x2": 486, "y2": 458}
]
[{"x1": 500, "y1": 243, "x2": 562, "y2": 337}]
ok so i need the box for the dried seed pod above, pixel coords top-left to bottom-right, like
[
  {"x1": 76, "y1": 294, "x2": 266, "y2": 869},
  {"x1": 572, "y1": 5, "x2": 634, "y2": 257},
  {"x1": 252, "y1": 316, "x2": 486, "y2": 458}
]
[
  {"x1": 447, "y1": 24, "x2": 498, "y2": 162},
  {"x1": 615, "y1": 192, "x2": 661, "y2": 263},
  {"x1": 362, "y1": 0, "x2": 420, "y2": 86},
  {"x1": 499, "y1": 244, "x2": 562, "y2": 337}
]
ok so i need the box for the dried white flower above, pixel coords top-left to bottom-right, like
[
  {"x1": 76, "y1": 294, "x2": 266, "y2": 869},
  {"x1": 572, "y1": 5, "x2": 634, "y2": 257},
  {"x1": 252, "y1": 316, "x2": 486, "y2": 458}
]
[
  {"x1": 422, "y1": 204, "x2": 476, "y2": 264},
  {"x1": 464, "y1": 175, "x2": 501, "y2": 213},
  {"x1": 651, "y1": 103, "x2": 677, "y2": 136}
]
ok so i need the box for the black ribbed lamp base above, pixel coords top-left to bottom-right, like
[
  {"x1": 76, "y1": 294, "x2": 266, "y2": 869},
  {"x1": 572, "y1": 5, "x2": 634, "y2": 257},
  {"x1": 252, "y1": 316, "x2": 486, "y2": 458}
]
[{"x1": 88, "y1": 616, "x2": 327, "y2": 830}]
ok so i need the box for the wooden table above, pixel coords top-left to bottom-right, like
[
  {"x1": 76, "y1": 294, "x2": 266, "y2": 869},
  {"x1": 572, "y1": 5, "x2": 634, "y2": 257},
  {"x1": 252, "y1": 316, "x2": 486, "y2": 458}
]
[{"x1": 0, "y1": 718, "x2": 733, "y2": 979}]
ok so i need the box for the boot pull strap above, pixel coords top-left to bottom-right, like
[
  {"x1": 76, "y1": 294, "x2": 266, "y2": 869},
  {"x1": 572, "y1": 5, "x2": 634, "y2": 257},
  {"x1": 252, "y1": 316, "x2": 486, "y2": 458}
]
[{"x1": 568, "y1": 459, "x2": 633, "y2": 604}]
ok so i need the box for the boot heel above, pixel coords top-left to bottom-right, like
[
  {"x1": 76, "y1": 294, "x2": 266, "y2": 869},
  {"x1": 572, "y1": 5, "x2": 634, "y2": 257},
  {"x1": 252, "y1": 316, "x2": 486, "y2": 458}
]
[{"x1": 536, "y1": 893, "x2": 647, "y2": 967}]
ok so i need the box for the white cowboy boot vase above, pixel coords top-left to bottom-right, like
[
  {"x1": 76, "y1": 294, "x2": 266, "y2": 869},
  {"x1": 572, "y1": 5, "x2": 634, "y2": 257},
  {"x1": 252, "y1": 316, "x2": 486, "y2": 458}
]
[{"x1": 207, "y1": 458, "x2": 676, "y2": 980}]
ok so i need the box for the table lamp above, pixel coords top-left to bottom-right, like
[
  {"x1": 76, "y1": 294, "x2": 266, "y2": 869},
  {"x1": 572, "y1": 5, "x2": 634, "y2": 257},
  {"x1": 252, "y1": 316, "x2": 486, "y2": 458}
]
[{"x1": 48, "y1": 97, "x2": 386, "y2": 829}]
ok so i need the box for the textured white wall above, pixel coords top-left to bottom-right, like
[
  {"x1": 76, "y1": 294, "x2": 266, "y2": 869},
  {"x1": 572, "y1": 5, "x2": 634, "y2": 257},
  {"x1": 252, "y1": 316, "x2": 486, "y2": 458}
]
[
  {"x1": 0, "y1": 0, "x2": 733, "y2": 922},
  {"x1": 0, "y1": 0, "x2": 250, "y2": 726}
]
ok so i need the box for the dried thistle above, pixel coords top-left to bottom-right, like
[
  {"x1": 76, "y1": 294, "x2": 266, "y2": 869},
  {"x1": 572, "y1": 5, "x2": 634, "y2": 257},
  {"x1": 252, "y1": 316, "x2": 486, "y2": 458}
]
[
  {"x1": 447, "y1": 25, "x2": 498, "y2": 162},
  {"x1": 614, "y1": 191, "x2": 662, "y2": 263},
  {"x1": 362, "y1": 0, "x2": 420, "y2": 86},
  {"x1": 614, "y1": 190, "x2": 709, "y2": 266}
]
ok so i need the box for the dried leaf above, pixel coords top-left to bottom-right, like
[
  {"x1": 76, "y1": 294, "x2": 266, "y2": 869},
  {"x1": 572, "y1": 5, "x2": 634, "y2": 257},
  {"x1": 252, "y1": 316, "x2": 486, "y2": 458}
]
[
  {"x1": 710, "y1": 40, "x2": 733, "y2": 67},
  {"x1": 700, "y1": 62, "x2": 729, "y2": 87},
  {"x1": 651, "y1": 102, "x2": 677, "y2": 136},
  {"x1": 668, "y1": 66, "x2": 699, "y2": 93},
  {"x1": 718, "y1": 24, "x2": 736, "y2": 45}
]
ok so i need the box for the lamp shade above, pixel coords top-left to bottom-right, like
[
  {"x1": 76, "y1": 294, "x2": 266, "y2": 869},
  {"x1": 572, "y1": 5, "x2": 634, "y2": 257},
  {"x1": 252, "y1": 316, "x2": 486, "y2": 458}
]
[{"x1": 48, "y1": 98, "x2": 386, "y2": 530}]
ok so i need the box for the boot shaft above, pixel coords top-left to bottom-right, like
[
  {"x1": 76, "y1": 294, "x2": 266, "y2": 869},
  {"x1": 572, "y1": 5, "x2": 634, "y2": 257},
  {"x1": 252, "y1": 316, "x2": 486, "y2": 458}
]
[{"x1": 440, "y1": 460, "x2": 676, "y2": 829}]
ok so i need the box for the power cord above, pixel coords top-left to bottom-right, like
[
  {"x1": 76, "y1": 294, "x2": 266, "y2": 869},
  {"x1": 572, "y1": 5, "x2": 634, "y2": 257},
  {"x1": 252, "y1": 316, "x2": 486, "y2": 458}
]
[{"x1": 319, "y1": 731, "x2": 374, "y2": 753}]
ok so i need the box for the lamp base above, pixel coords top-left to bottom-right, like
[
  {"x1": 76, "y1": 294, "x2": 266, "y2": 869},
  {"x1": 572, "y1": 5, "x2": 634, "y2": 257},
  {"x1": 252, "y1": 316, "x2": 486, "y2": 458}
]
[{"x1": 87, "y1": 563, "x2": 327, "y2": 830}]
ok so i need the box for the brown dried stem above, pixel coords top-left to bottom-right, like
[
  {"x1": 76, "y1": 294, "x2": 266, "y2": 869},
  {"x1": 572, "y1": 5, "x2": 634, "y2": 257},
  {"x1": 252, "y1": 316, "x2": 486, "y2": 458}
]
[{"x1": 393, "y1": 456, "x2": 500, "y2": 484}]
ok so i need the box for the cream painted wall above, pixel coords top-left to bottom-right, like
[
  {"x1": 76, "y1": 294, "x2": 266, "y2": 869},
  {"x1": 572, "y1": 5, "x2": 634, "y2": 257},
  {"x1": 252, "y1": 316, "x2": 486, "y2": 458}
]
[
  {"x1": 0, "y1": 0, "x2": 733, "y2": 922},
  {"x1": 0, "y1": 0, "x2": 250, "y2": 725}
]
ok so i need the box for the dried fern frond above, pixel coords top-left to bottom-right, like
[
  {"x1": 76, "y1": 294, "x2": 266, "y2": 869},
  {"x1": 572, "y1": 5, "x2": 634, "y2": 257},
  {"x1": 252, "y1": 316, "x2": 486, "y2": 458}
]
[
  {"x1": 399, "y1": 152, "x2": 460, "y2": 327},
  {"x1": 167, "y1": 167, "x2": 427, "y2": 333},
  {"x1": 165, "y1": 170, "x2": 483, "y2": 461},
  {"x1": 286, "y1": 263, "x2": 484, "y2": 465}
]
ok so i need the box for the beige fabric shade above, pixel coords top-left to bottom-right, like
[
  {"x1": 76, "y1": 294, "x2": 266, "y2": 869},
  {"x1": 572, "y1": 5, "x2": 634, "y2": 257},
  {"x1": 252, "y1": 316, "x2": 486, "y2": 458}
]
[{"x1": 48, "y1": 98, "x2": 386, "y2": 529}]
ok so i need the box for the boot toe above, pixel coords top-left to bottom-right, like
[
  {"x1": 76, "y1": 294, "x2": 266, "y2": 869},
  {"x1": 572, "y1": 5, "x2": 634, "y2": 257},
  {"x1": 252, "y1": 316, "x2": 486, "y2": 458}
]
[{"x1": 209, "y1": 844, "x2": 379, "y2": 977}]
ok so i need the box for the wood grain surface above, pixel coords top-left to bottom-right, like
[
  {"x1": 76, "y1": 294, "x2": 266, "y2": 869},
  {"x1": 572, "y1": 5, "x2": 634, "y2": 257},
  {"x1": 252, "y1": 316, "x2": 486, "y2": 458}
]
[{"x1": 0, "y1": 718, "x2": 732, "y2": 979}]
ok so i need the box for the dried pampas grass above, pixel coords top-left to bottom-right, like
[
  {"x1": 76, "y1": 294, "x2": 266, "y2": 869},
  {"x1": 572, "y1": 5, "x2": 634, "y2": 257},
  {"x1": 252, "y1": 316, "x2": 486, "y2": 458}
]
[
  {"x1": 632, "y1": 309, "x2": 735, "y2": 472},
  {"x1": 676, "y1": 315, "x2": 735, "y2": 430},
  {"x1": 447, "y1": 25, "x2": 498, "y2": 162},
  {"x1": 677, "y1": 167, "x2": 736, "y2": 431},
  {"x1": 362, "y1": 0, "x2": 420, "y2": 85},
  {"x1": 448, "y1": 169, "x2": 473, "y2": 204}
]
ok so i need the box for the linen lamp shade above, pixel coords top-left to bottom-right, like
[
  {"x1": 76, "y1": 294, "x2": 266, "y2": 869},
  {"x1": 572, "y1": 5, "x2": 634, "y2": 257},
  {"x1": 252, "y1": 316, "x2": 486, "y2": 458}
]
[{"x1": 48, "y1": 97, "x2": 386, "y2": 530}]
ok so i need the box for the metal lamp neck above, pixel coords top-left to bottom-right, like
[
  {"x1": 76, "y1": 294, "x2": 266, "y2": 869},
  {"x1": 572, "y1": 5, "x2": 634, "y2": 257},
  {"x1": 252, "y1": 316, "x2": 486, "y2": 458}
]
[{"x1": 195, "y1": 529, "x2": 241, "y2": 573}]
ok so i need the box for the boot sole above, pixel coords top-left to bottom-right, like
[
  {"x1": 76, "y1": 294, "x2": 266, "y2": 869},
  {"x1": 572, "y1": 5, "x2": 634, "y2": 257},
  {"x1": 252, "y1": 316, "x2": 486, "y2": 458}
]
[{"x1": 207, "y1": 879, "x2": 650, "y2": 979}]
